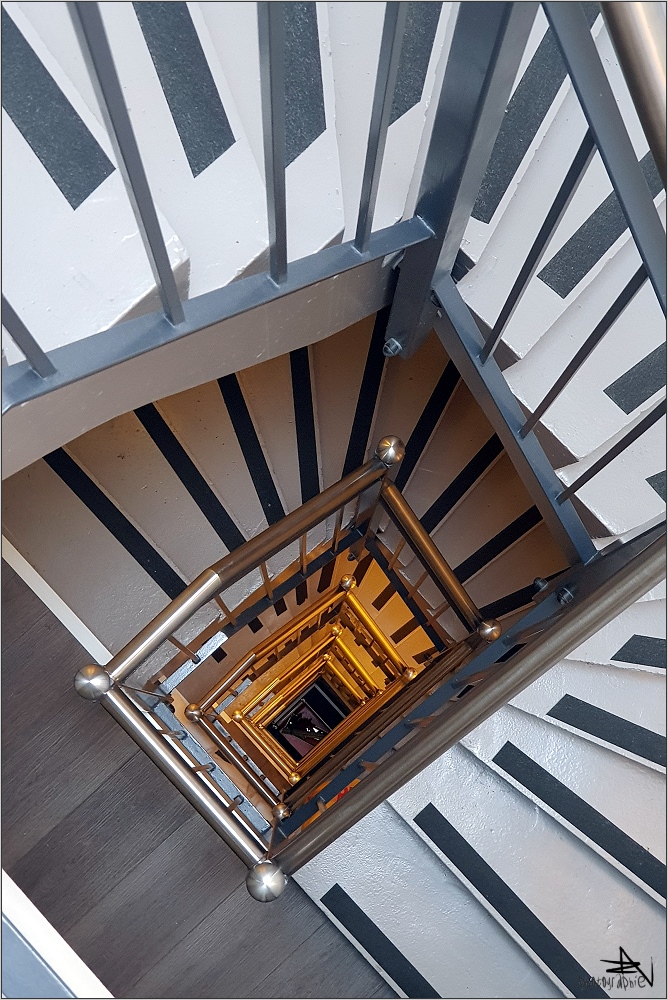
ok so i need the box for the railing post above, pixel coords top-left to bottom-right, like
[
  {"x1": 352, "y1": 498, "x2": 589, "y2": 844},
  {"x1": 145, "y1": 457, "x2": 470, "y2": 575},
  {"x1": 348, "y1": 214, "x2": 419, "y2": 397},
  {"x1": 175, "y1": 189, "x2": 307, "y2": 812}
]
[
  {"x1": 382, "y1": 1, "x2": 538, "y2": 358},
  {"x1": 270, "y1": 528, "x2": 666, "y2": 878},
  {"x1": 73, "y1": 674, "x2": 274, "y2": 870},
  {"x1": 379, "y1": 480, "x2": 501, "y2": 639}
]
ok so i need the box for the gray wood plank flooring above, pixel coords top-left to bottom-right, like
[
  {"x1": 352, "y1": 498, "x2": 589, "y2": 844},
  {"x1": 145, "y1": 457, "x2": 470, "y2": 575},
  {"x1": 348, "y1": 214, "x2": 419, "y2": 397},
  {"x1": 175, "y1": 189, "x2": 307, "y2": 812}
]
[{"x1": 2, "y1": 561, "x2": 396, "y2": 999}]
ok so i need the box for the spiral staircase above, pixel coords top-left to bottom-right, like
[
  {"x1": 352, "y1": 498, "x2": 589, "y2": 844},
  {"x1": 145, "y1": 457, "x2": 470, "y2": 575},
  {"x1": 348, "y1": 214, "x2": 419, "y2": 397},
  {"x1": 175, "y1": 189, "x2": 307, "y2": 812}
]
[{"x1": 1, "y1": 2, "x2": 665, "y2": 998}]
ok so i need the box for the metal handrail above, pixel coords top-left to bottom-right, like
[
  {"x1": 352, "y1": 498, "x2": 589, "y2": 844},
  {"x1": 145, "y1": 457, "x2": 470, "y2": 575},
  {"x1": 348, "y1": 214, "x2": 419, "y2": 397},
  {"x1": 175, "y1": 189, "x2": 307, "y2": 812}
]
[
  {"x1": 75, "y1": 434, "x2": 498, "y2": 874},
  {"x1": 96, "y1": 437, "x2": 402, "y2": 685},
  {"x1": 271, "y1": 526, "x2": 666, "y2": 876},
  {"x1": 379, "y1": 480, "x2": 500, "y2": 637},
  {"x1": 601, "y1": 1, "x2": 667, "y2": 187}
]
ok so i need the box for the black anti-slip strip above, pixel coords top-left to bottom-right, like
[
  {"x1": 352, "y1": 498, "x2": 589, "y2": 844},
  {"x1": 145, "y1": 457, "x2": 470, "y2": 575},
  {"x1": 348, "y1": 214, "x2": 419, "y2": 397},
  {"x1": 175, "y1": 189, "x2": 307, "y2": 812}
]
[
  {"x1": 353, "y1": 552, "x2": 374, "y2": 585},
  {"x1": 414, "y1": 803, "x2": 609, "y2": 998},
  {"x1": 133, "y1": 2, "x2": 234, "y2": 177},
  {"x1": 538, "y1": 152, "x2": 663, "y2": 298},
  {"x1": 317, "y1": 557, "x2": 337, "y2": 593},
  {"x1": 217, "y1": 374, "x2": 286, "y2": 526},
  {"x1": 342, "y1": 307, "x2": 390, "y2": 478},
  {"x1": 493, "y1": 742, "x2": 666, "y2": 896},
  {"x1": 284, "y1": 2, "x2": 326, "y2": 164},
  {"x1": 273, "y1": 597, "x2": 288, "y2": 618},
  {"x1": 320, "y1": 884, "x2": 440, "y2": 998},
  {"x1": 454, "y1": 506, "x2": 542, "y2": 584},
  {"x1": 395, "y1": 361, "x2": 460, "y2": 493},
  {"x1": 390, "y1": 2, "x2": 442, "y2": 124},
  {"x1": 547, "y1": 694, "x2": 666, "y2": 768},
  {"x1": 289, "y1": 348, "x2": 320, "y2": 503},
  {"x1": 603, "y1": 342, "x2": 666, "y2": 415},
  {"x1": 373, "y1": 582, "x2": 395, "y2": 611},
  {"x1": 44, "y1": 449, "x2": 187, "y2": 600},
  {"x1": 647, "y1": 470, "x2": 667, "y2": 500},
  {"x1": 391, "y1": 618, "x2": 420, "y2": 644},
  {"x1": 1, "y1": 8, "x2": 114, "y2": 209},
  {"x1": 295, "y1": 580, "x2": 309, "y2": 605},
  {"x1": 211, "y1": 646, "x2": 227, "y2": 663},
  {"x1": 421, "y1": 435, "x2": 503, "y2": 534},
  {"x1": 452, "y1": 250, "x2": 475, "y2": 283},
  {"x1": 473, "y1": 2, "x2": 600, "y2": 224},
  {"x1": 134, "y1": 404, "x2": 245, "y2": 552},
  {"x1": 611, "y1": 635, "x2": 666, "y2": 669},
  {"x1": 479, "y1": 584, "x2": 536, "y2": 620},
  {"x1": 247, "y1": 617, "x2": 264, "y2": 634}
]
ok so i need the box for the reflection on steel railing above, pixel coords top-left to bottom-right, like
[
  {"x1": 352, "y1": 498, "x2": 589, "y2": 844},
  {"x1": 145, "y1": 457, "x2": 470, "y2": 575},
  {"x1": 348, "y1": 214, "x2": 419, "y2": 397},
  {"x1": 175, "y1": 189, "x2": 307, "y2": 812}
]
[
  {"x1": 74, "y1": 436, "x2": 498, "y2": 886},
  {"x1": 271, "y1": 522, "x2": 666, "y2": 879}
]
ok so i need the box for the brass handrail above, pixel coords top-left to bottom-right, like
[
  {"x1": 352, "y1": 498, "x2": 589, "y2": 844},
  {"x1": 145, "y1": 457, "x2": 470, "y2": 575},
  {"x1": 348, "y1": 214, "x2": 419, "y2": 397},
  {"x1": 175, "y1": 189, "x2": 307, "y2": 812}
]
[
  {"x1": 195, "y1": 588, "x2": 348, "y2": 713},
  {"x1": 74, "y1": 433, "x2": 499, "y2": 879},
  {"x1": 97, "y1": 437, "x2": 404, "y2": 685},
  {"x1": 379, "y1": 480, "x2": 501, "y2": 639}
]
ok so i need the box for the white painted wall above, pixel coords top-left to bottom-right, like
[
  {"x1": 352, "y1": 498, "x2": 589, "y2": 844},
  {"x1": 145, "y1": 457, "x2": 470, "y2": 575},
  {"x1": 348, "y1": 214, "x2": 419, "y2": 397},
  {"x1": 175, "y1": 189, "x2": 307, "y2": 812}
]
[{"x1": 2, "y1": 871, "x2": 113, "y2": 999}]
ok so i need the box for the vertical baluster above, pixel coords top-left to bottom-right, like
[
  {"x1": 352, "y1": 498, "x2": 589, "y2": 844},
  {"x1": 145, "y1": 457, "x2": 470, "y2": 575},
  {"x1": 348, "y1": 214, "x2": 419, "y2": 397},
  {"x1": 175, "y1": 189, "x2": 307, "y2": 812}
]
[
  {"x1": 260, "y1": 560, "x2": 274, "y2": 600},
  {"x1": 387, "y1": 537, "x2": 406, "y2": 571},
  {"x1": 257, "y1": 2, "x2": 288, "y2": 284},
  {"x1": 214, "y1": 594, "x2": 237, "y2": 627},
  {"x1": 68, "y1": 2, "x2": 185, "y2": 325},
  {"x1": 354, "y1": 3, "x2": 408, "y2": 252},
  {"x1": 1, "y1": 297, "x2": 56, "y2": 378},
  {"x1": 299, "y1": 533, "x2": 308, "y2": 577}
]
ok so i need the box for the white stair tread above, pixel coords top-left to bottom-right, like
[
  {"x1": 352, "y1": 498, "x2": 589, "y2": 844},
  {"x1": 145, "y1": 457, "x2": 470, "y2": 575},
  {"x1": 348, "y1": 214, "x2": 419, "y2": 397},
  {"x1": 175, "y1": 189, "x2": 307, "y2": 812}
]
[
  {"x1": 504, "y1": 236, "x2": 666, "y2": 461},
  {"x1": 462, "y1": 705, "x2": 666, "y2": 876},
  {"x1": 461, "y1": 16, "x2": 654, "y2": 361},
  {"x1": 510, "y1": 656, "x2": 666, "y2": 741},
  {"x1": 555, "y1": 412, "x2": 666, "y2": 536},
  {"x1": 2, "y1": 459, "x2": 168, "y2": 654},
  {"x1": 200, "y1": 1, "x2": 345, "y2": 266},
  {"x1": 66, "y1": 412, "x2": 229, "y2": 583},
  {"x1": 390, "y1": 745, "x2": 666, "y2": 998},
  {"x1": 2, "y1": 4, "x2": 188, "y2": 365},
  {"x1": 295, "y1": 801, "x2": 561, "y2": 999},
  {"x1": 567, "y1": 600, "x2": 666, "y2": 672}
]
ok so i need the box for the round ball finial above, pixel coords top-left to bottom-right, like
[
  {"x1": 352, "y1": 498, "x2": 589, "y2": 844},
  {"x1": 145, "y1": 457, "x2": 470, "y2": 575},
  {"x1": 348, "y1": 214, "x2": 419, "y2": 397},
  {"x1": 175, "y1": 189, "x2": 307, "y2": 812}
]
[
  {"x1": 375, "y1": 435, "x2": 405, "y2": 467},
  {"x1": 74, "y1": 664, "x2": 112, "y2": 700},
  {"x1": 233, "y1": 710, "x2": 244, "y2": 722},
  {"x1": 246, "y1": 860, "x2": 288, "y2": 902},
  {"x1": 288, "y1": 771, "x2": 301, "y2": 785},
  {"x1": 330, "y1": 623, "x2": 342, "y2": 637},
  {"x1": 272, "y1": 801, "x2": 291, "y2": 821},
  {"x1": 402, "y1": 667, "x2": 418, "y2": 682},
  {"x1": 185, "y1": 704, "x2": 203, "y2": 721},
  {"x1": 478, "y1": 619, "x2": 502, "y2": 643},
  {"x1": 340, "y1": 574, "x2": 356, "y2": 592}
]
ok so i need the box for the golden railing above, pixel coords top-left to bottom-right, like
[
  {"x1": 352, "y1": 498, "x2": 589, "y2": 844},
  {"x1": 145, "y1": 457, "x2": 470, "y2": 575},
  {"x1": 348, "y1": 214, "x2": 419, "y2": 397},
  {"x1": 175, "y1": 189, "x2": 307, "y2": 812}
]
[{"x1": 74, "y1": 436, "x2": 499, "y2": 893}]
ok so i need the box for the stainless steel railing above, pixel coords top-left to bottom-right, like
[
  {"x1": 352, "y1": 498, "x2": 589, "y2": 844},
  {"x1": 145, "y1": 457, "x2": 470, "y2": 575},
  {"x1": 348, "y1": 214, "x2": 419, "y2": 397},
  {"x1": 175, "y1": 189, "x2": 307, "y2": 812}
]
[{"x1": 75, "y1": 436, "x2": 497, "y2": 885}]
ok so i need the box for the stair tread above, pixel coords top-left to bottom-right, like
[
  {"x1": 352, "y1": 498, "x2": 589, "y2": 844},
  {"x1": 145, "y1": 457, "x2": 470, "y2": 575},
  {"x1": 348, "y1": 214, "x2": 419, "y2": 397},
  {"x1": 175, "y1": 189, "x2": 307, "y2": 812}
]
[
  {"x1": 462, "y1": 705, "x2": 666, "y2": 876},
  {"x1": 295, "y1": 801, "x2": 562, "y2": 999},
  {"x1": 391, "y1": 746, "x2": 666, "y2": 996}
]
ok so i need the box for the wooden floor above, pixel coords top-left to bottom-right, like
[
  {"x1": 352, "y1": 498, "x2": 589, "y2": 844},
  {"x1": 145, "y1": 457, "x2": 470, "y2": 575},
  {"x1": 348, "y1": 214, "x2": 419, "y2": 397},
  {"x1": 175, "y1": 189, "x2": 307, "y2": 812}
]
[{"x1": 2, "y1": 562, "x2": 396, "y2": 999}]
